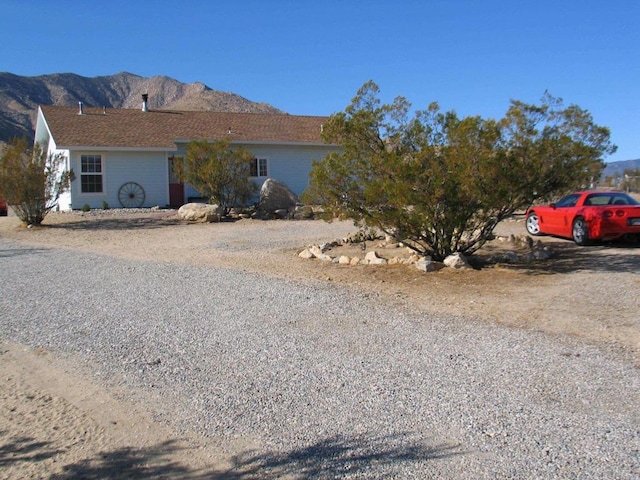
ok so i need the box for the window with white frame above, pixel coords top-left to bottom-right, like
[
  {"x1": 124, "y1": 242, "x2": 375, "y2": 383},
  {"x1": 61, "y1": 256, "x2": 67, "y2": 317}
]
[
  {"x1": 80, "y1": 154, "x2": 103, "y2": 193},
  {"x1": 250, "y1": 158, "x2": 268, "y2": 177}
]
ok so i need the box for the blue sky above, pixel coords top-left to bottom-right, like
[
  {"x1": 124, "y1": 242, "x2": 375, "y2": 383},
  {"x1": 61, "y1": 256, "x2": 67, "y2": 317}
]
[{"x1": 1, "y1": 0, "x2": 638, "y2": 162}]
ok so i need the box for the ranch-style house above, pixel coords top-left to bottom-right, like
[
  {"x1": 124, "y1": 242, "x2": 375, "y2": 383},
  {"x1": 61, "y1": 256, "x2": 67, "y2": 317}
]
[{"x1": 34, "y1": 98, "x2": 338, "y2": 211}]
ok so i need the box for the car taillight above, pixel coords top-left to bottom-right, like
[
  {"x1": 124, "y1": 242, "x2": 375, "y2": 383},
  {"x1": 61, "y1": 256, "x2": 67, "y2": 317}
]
[{"x1": 604, "y1": 210, "x2": 626, "y2": 218}]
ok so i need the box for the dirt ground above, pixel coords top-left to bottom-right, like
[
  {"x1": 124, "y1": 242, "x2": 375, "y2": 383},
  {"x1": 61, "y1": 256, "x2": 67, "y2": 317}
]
[{"x1": 1, "y1": 209, "x2": 639, "y2": 478}]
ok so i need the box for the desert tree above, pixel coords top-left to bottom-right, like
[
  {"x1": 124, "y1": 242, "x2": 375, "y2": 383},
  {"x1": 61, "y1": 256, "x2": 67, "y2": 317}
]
[
  {"x1": 177, "y1": 139, "x2": 258, "y2": 215},
  {"x1": 0, "y1": 138, "x2": 72, "y2": 226},
  {"x1": 302, "y1": 82, "x2": 616, "y2": 261}
]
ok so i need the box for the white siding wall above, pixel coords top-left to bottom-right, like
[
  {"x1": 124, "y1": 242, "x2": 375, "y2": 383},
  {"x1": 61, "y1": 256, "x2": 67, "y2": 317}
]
[
  {"x1": 79, "y1": 142, "x2": 339, "y2": 208},
  {"x1": 241, "y1": 144, "x2": 339, "y2": 198},
  {"x1": 54, "y1": 146, "x2": 72, "y2": 211},
  {"x1": 175, "y1": 142, "x2": 338, "y2": 202},
  {"x1": 40, "y1": 135, "x2": 73, "y2": 212},
  {"x1": 70, "y1": 150, "x2": 169, "y2": 209}
]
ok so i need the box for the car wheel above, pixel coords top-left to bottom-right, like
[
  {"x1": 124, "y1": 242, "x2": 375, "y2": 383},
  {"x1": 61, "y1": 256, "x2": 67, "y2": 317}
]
[
  {"x1": 526, "y1": 212, "x2": 541, "y2": 236},
  {"x1": 572, "y1": 217, "x2": 589, "y2": 245}
]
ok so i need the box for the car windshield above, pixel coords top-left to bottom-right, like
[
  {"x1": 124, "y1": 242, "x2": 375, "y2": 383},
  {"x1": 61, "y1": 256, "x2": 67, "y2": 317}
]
[{"x1": 584, "y1": 193, "x2": 640, "y2": 206}]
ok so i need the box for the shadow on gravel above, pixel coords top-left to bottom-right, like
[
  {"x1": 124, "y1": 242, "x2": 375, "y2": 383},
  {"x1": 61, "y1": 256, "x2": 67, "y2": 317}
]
[
  {"x1": 227, "y1": 433, "x2": 463, "y2": 479},
  {"x1": 43, "y1": 215, "x2": 182, "y2": 232},
  {"x1": 1, "y1": 432, "x2": 463, "y2": 479},
  {"x1": 0, "y1": 246, "x2": 50, "y2": 258},
  {"x1": 502, "y1": 240, "x2": 640, "y2": 275}
]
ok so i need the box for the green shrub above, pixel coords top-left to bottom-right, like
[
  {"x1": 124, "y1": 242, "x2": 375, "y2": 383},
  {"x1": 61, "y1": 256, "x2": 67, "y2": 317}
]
[
  {"x1": 0, "y1": 138, "x2": 72, "y2": 226},
  {"x1": 303, "y1": 82, "x2": 615, "y2": 261}
]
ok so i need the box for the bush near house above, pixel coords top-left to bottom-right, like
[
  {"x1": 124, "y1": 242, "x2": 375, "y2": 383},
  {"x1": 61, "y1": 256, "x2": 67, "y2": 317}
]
[
  {"x1": 303, "y1": 82, "x2": 615, "y2": 261},
  {"x1": 176, "y1": 139, "x2": 258, "y2": 216},
  {"x1": 0, "y1": 138, "x2": 72, "y2": 226}
]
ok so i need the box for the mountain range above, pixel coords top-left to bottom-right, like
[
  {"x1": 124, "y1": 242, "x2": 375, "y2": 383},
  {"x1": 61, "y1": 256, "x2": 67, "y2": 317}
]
[
  {"x1": 0, "y1": 71, "x2": 283, "y2": 143},
  {"x1": 602, "y1": 158, "x2": 640, "y2": 178},
  {"x1": 0, "y1": 71, "x2": 636, "y2": 177}
]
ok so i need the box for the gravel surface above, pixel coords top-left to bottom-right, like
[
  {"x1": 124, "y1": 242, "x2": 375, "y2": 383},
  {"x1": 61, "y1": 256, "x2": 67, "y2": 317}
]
[{"x1": 1, "y1": 237, "x2": 639, "y2": 479}]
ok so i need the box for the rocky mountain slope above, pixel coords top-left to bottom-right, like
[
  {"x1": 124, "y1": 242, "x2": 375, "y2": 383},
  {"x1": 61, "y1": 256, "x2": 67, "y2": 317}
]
[
  {"x1": 0, "y1": 72, "x2": 283, "y2": 142},
  {"x1": 602, "y1": 158, "x2": 640, "y2": 178}
]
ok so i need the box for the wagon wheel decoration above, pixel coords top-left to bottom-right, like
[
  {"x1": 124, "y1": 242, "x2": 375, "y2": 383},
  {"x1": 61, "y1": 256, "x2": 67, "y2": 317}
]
[{"x1": 118, "y1": 182, "x2": 145, "y2": 208}]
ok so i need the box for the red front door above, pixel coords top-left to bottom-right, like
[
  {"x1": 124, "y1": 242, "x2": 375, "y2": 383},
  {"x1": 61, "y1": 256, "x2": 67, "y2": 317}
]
[{"x1": 168, "y1": 157, "x2": 184, "y2": 207}]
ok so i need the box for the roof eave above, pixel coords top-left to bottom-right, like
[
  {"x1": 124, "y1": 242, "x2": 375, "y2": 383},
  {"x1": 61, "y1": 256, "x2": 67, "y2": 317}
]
[
  {"x1": 172, "y1": 138, "x2": 336, "y2": 147},
  {"x1": 58, "y1": 145, "x2": 178, "y2": 152}
]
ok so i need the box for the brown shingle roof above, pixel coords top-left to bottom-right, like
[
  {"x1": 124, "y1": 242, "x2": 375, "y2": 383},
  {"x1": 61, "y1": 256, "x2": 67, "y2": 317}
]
[{"x1": 40, "y1": 105, "x2": 330, "y2": 149}]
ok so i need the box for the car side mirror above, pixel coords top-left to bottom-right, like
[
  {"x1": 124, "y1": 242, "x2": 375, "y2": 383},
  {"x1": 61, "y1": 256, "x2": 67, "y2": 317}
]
[{"x1": 550, "y1": 203, "x2": 557, "y2": 209}]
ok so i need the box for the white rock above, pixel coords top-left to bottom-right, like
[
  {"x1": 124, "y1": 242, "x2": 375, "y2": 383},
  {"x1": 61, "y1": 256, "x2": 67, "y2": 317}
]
[
  {"x1": 364, "y1": 251, "x2": 387, "y2": 265},
  {"x1": 415, "y1": 259, "x2": 444, "y2": 272},
  {"x1": 364, "y1": 251, "x2": 380, "y2": 261},
  {"x1": 444, "y1": 252, "x2": 471, "y2": 269},
  {"x1": 178, "y1": 203, "x2": 223, "y2": 223},
  {"x1": 406, "y1": 254, "x2": 422, "y2": 264},
  {"x1": 258, "y1": 178, "x2": 298, "y2": 214}
]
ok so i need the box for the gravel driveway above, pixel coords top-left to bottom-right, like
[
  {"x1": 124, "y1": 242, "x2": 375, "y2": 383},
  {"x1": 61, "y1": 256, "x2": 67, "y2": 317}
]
[{"x1": 1, "y1": 237, "x2": 639, "y2": 479}]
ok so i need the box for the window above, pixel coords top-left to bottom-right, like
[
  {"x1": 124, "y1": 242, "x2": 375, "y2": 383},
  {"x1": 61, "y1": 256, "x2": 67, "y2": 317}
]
[
  {"x1": 584, "y1": 194, "x2": 612, "y2": 206},
  {"x1": 80, "y1": 154, "x2": 103, "y2": 193},
  {"x1": 250, "y1": 158, "x2": 268, "y2": 177},
  {"x1": 554, "y1": 194, "x2": 580, "y2": 208}
]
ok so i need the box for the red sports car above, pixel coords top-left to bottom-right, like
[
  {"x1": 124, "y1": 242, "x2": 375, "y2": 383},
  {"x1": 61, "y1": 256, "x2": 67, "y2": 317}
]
[{"x1": 525, "y1": 191, "x2": 640, "y2": 245}]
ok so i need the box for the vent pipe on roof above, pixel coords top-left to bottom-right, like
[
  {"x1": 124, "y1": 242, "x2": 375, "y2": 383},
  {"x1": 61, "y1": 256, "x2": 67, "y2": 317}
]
[
  {"x1": 142, "y1": 93, "x2": 149, "y2": 112},
  {"x1": 78, "y1": 101, "x2": 84, "y2": 115}
]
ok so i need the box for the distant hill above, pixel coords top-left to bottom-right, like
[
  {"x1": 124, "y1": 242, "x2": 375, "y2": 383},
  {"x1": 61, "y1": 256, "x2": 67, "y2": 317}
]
[
  {"x1": 603, "y1": 159, "x2": 640, "y2": 178},
  {"x1": 0, "y1": 72, "x2": 284, "y2": 142}
]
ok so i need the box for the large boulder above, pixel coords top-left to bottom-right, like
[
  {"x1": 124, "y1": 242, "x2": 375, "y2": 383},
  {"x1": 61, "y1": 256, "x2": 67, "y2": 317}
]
[
  {"x1": 258, "y1": 178, "x2": 299, "y2": 215},
  {"x1": 178, "y1": 203, "x2": 223, "y2": 223}
]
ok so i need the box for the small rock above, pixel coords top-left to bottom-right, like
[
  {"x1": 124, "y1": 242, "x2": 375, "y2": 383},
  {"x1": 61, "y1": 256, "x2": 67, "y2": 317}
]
[
  {"x1": 444, "y1": 253, "x2": 471, "y2": 269},
  {"x1": 309, "y1": 245, "x2": 324, "y2": 258},
  {"x1": 415, "y1": 259, "x2": 444, "y2": 272},
  {"x1": 365, "y1": 251, "x2": 387, "y2": 265},
  {"x1": 298, "y1": 249, "x2": 314, "y2": 259},
  {"x1": 274, "y1": 208, "x2": 290, "y2": 219}
]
